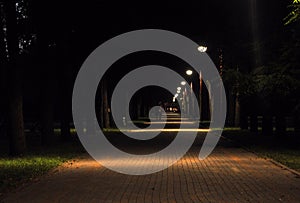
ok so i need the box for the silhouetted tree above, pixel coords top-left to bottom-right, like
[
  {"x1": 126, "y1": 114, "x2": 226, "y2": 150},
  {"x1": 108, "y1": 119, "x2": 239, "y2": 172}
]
[{"x1": 3, "y1": 1, "x2": 26, "y2": 155}]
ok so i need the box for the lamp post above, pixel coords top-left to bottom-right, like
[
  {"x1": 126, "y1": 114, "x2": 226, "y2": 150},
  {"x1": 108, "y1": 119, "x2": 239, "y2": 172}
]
[
  {"x1": 177, "y1": 84, "x2": 187, "y2": 116},
  {"x1": 185, "y1": 70, "x2": 193, "y2": 119},
  {"x1": 177, "y1": 81, "x2": 190, "y2": 117},
  {"x1": 198, "y1": 46, "x2": 207, "y2": 122}
]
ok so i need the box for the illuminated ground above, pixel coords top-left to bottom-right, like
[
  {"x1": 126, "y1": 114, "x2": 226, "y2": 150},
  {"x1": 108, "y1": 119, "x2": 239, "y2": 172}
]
[{"x1": 2, "y1": 133, "x2": 300, "y2": 202}]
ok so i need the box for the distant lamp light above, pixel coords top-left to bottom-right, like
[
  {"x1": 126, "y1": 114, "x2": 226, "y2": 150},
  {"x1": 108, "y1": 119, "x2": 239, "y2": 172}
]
[
  {"x1": 198, "y1": 46, "x2": 207, "y2": 52},
  {"x1": 186, "y1": 70, "x2": 193, "y2": 75},
  {"x1": 173, "y1": 97, "x2": 176, "y2": 102},
  {"x1": 175, "y1": 94, "x2": 179, "y2": 97},
  {"x1": 181, "y1": 81, "x2": 187, "y2": 86},
  {"x1": 177, "y1": 90, "x2": 180, "y2": 93},
  {"x1": 177, "y1": 87, "x2": 181, "y2": 91}
]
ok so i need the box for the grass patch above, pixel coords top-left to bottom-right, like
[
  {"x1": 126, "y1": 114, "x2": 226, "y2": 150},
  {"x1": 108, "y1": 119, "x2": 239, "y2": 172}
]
[
  {"x1": 222, "y1": 130, "x2": 300, "y2": 172},
  {"x1": 0, "y1": 141, "x2": 85, "y2": 196},
  {"x1": 250, "y1": 147, "x2": 300, "y2": 171}
]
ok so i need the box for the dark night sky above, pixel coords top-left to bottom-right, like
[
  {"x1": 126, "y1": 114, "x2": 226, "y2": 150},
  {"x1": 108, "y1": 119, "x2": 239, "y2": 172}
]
[
  {"x1": 29, "y1": 0, "x2": 291, "y2": 79},
  {"x1": 29, "y1": 0, "x2": 291, "y2": 107},
  {"x1": 36, "y1": 0, "x2": 289, "y2": 48}
]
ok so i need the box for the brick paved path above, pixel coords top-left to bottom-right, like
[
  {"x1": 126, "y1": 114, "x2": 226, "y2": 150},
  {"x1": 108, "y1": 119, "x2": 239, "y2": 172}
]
[{"x1": 2, "y1": 133, "x2": 300, "y2": 202}]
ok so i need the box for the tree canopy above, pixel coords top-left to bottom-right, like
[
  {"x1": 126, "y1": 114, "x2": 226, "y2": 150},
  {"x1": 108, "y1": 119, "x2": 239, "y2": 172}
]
[{"x1": 285, "y1": 0, "x2": 300, "y2": 25}]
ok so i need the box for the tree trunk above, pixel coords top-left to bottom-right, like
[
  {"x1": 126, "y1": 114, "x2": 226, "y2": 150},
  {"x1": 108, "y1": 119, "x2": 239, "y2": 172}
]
[
  {"x1": 60, "y1": 77, "x2": 71, "y2": 141},
  {"x1": 227, "y1": 92, "x2": 235, "y2": 126},
  {"x1": 275, "y1": 115, "x2": 286, "y2": 137},
  {"x1": 59, "y1": 32, "x2": 72, "y2": 141},
  {"x1": 234, "y1": 93, "x2": 240, "y2": 127},
  {"x1": 5, "y1": 1, "x2": 26, "y2": 155},
  {"x1": 37, "y1": 36, "x2": 56, "y2": 144},
  {"x1": 262, "y1": 115, "x2": 273, "y2": 136},
  {"x1": 250, "y1": 114, "x2": 258, "y2": 133},
  {"x1": 240, "y1": 114, "x2": 248, "y2": 130},
  {"x1": 202, "y1": 85, "x2": 210, "y2": 121},
  {"x1": 239, "y1": 102, "x2": 248, "y2": 130},
  {"x1": 40, "y1": 70, "x2": 55, "y2": 144},
  {"x1": 137, "y1": 98, "x2": 141, "y2": 119},
  {"x1": 8, "y1": 73, "x2": 26, "y2": 155},
  {"x1": 295, "y1": 111, "x2": 300, "y2": 136},
  {"x1": 0, "y1": 10, "x2": 8, "y2": 138},
  {"x1": 99, "y1": 80, "x2": 104, "y2": 129},
  {"x1": 103, "y1": 79, "x2": 110, "y2": 129},
  {"x1": 58, "y1": 59, "x2": 71, "y2": 141}
]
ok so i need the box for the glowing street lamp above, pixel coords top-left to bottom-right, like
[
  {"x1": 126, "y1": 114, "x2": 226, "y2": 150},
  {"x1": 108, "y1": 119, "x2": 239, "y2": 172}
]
[
  {"x1": 186, "y1": 70, "x2": 193, "y2": 76},
  {"x1": 177, "y1": 87, "x2": 181, "y2": 91},
  {"x1": 181, "y1": 81, "x2": 187, "y2": 86},
  {"x1": 198, "y1": 46, "x2": 207, "y2": 53}
]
